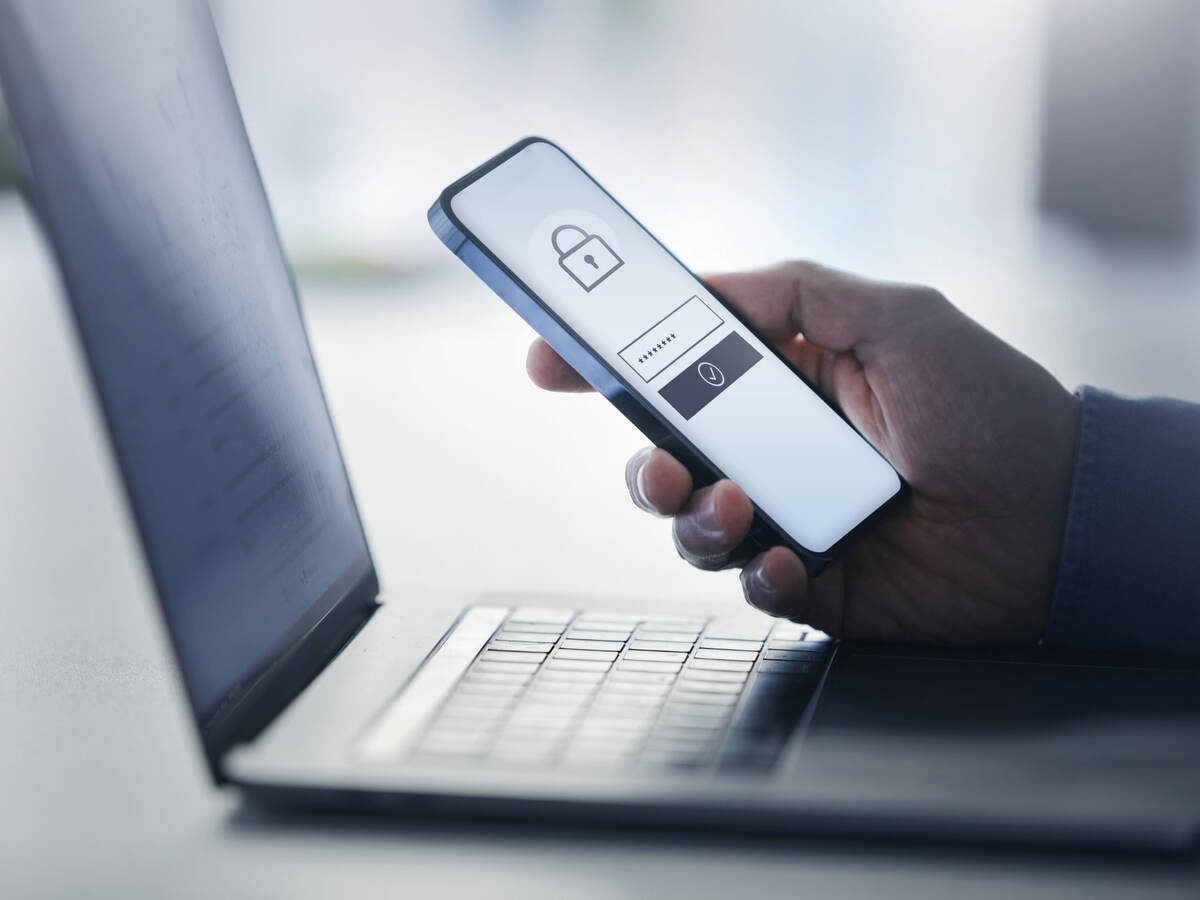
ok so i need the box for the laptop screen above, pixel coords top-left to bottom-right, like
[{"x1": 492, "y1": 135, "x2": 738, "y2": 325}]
[{"x1": 0, "y1": 1, "x2": 375, "y2": 723}]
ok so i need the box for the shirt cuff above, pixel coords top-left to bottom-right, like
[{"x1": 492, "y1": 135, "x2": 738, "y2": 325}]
[{"x1": 1045, "y1": 386, "x2": 1200, "y2": 654}]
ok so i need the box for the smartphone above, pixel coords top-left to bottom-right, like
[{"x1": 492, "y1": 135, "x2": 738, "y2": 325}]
[{"x1": 430, "y1": 137, "x2": 904, "y2": 574}]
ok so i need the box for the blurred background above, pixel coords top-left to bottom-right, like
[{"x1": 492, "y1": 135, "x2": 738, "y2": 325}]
[
  {"x1": 2, "y1": 0, "x2": 1199, "y2": 605},
  {"x1": 2, "y1": 5, "x2": 1200, "y2": 889},
  {"x1": 212, "y1": 0, "x2": 1199, "y2": 399}
]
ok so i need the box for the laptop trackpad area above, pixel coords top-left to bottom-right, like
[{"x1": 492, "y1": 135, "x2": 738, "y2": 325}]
[{"x1": 790, "y1": 647, "x2": 1200, "y2": 836}]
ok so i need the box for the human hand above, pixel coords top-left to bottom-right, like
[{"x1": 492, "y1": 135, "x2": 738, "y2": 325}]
[{"x1": 527, "y1": 261, "x2": 1080, "y2": 642}]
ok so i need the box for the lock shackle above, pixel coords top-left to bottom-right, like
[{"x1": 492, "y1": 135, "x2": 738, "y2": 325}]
[{"x1": 551, "y1": 224, "x2": 590, "y2": 256}]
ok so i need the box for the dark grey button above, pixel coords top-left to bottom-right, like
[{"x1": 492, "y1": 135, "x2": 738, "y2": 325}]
[
  {"x1": 658, "y1": 332, "x2": 762, "y2": 420},
  {"x1": 758, "y1": 659, "x2": 821, "y2": 675},
  {"x1": 763, "y1": 647, "x2": 827, "y2": 661}
]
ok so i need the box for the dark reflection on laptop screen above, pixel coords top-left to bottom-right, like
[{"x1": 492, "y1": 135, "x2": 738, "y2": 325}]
[{"x1": 0, "y1": 1, "x2": 373, "y2": 719}]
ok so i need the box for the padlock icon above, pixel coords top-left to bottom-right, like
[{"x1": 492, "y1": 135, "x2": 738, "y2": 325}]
[{"x1": 551, "y1": 224, "x2": 624, "y2": 292}]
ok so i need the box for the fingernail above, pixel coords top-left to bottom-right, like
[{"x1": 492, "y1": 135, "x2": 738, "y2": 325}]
[
  {"x1": 683, "y1": 488, "x2": 725, "y2": 542},
  {"x1": 740, "y1": 557, "x2": 778, "y2": 613},
  {"x1": 626, "y1": 448, "x2": 657, "y2": 514}
]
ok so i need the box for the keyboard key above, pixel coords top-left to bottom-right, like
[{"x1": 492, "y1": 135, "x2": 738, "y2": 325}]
[
  {"x1": 606, "y1": 668, "x2": 677, "y2": 683},
  {"x1": 460, "y1": 670, "x2": 532, "y2": 684},
  {"x1": 763, "y1": 652, "x2": 830, "y2": 667},
  {"x1": 563, "y1": 747, "x2": 641, "y2": 765},
  {"x1": 554, "y1": 648, "x2": 619, "y2": 662},
  {"x1": 765, "y1": 639, "x2": 817, "y2": 650},
  {"x1": 577, "y1": 717, "x2": 657, "y2": 736},
  {"x1": 591, "y1": 694, "x2": 664, "y2": 712},
  {"x1": 672, "y1": 679, "x2": 744, "y2": 694},
  {"x1": 521, "y1": 693, "x2": 591, "y2": 711},
  {"x1": 495, "y1": 725, "x2": 570, "y2": 744},
  {"x1": 647, "y1": 728, "x2": 720, "y2": 748},
  {"x1": 438, "y1": 693, "x2": 511, "y2": 712},
  {"x1": 681, "y1": 669, "x2": 748, "y2": 684},
  {"x1": 599, "y1": 680, "x2": 673, "y2": 696},
  {"x1": 489, "y1": 640, "x2": 555, "y2": 653},
  {"x1": 616, "y1": 660, "x2": 682, "y2": 674},
  {"x1": 576, "y1": 728, "x2": 655, "y2": 747},
  {"x1": 769, "y1": 623, "x2": 806, "y2": 639},
  {"x1": 566, "y1": 736, "x2": 644, "y2": 754},
  {"x1": 661, "y1": 702, "x2": 734, "y2": 720},
  {"x1": 473, "y1": 660, "x2": 540, "y2": 674},
  {"x1": 704, "y1": 622, "x2": 771, "y2": 640},
  {"x1": 531, "y1": 684, "x2": 599, "y2": 699},
  {"x1": 635, "y1": 630, "x2": 700, "y2": 643},
  {"x1": 571, "y1": 726, "x2": 649, "y2": 744},
  {"x1": 502, "y1": 716, "x2": 577, "y2": 735},
  {"x1": 624, "y1": 649, "x2": 689, "y2": 663},
  {"x1": 545, "y1": 658, "x2": 612, "y2": 672},
  {"x1": 496, "y1": 622, "x2": 563, "y2": 635},
  {"x1": 442, "y1": 690, "x2": 516, "y2": 708},
  {"x1": 642, "y1": 617, "x2": 707, "y2": 630},
  {"x1": 645, "y1": 736, "x2": 716, "y2": 754},
  {"x1": 699, "y1": 638, "x2": 763, "y2": 651},
  {"x1": 455, "y1": 681, "x2": 527, "y2": 696},
  {"x1": 671, "y1": 690, "x2": 741, "y2": 706},
  {"x1": 482, "y1": 649, "x2": 548, "y2": 664},
  {"x1": 560, "y1": 638, "x2": 625, "y2": 652},
  {"x1": 564, "y1": 742, "x2": 641, "y2": 761},
  {"x1": 567, "y1": 628, "x2": 633, "y2": 642},
  {"x1": 495, "y1": 629, "x2": 560, "y2": 643},
  {"x1": 537, "y1": 668, "x2": 606, "y2": 683},
  {"x1": 688, "y1": 658, "x2": 754, "y2": 672},
  {"x1": 519, "y1": 698, "x2": 592, "y2": 716},
  {"x1": 521, "y1": 707, "x2": 592, "y2": 725},
  {"x1": 652, "y1": 715, "x2": 724, "y2": 734},
  {"x1": 694, "y1": 648, "x2": 758, "y2": 662},
  {"x1": 627, "y1": 639, "x2": 694, "y2": 653},
  {"x1": 763, "y1": 648, "x2": 826, "y2": 661}
]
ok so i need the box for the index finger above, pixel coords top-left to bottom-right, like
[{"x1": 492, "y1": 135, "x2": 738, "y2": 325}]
[{"x1": 526, "y1": 338, "x2": 594, "y2": 393}]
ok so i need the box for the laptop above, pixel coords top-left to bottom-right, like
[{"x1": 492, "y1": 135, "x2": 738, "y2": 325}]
[{"x1": 3, "y1": 0, "x2": 1198, "y2": 851}]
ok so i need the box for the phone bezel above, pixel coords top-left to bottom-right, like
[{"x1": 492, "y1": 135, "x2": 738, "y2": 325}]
[{"x1": 436, "y1": 136, "x2": 908, "y2": 565}]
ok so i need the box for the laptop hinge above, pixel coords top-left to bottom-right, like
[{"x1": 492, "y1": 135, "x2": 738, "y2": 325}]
[{"x1": 200, "y1": 572, "x2": 381, "y2": 783}]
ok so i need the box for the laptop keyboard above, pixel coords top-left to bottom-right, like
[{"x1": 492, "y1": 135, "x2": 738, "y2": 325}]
[{"x1": 401, "y1": 607, "x2": 834, "y2": 775}]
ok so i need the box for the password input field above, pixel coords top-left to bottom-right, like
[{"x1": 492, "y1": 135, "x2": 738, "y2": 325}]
[{"x1": 618, "y1": 296, "x2": 723, "y2": 383}]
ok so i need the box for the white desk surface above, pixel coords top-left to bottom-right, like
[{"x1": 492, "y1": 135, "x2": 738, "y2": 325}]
[{"x1": 2, "y1": 195, "x2": 1198, "y2": 897}]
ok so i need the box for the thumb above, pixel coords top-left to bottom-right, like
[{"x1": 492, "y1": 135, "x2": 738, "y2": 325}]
[{"x1": 705, "y1": 260, "x2": 901, "y2": 354}]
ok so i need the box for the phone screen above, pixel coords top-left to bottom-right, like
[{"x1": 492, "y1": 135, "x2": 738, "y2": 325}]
[{"x1": 450, "y1": 141, "x2": 900, "y2": 554}]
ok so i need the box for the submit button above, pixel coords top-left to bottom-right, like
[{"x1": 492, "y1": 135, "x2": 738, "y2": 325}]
[{"x1": 658, "y1": 332, "x2": 762, "y2": 420}]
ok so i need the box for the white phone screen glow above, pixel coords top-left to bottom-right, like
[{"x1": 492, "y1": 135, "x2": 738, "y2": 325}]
[{"x1": 451, "y1": 142, "x2": 900, "y2": 553}]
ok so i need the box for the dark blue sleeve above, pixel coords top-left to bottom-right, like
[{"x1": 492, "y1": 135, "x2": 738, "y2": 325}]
[{"x1": 1044, "y1": 386, "x2": 1200, "y2": 653}]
